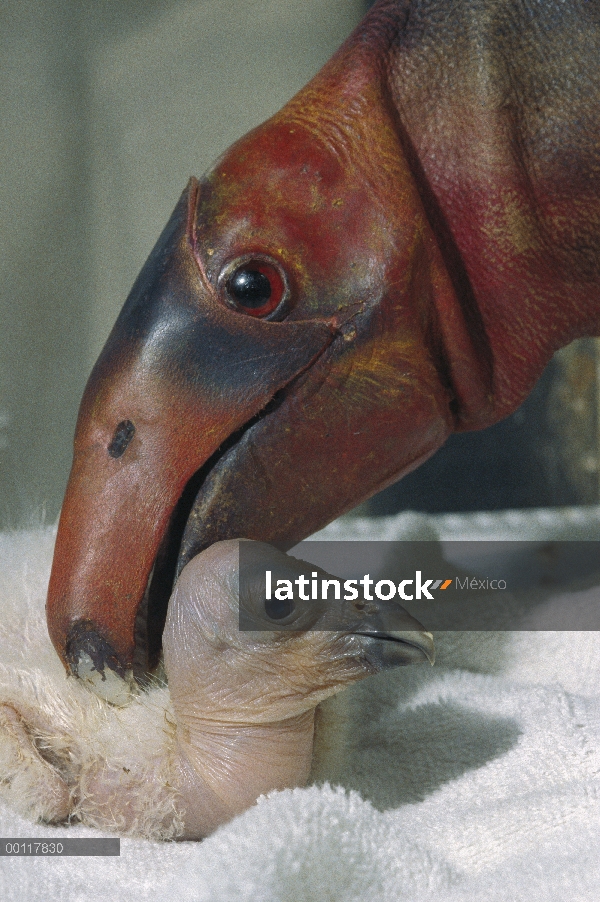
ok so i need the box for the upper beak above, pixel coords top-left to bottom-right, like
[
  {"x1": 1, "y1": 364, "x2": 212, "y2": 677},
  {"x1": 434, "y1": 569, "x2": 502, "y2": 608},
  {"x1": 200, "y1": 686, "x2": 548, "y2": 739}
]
[{"x1": 46, "y1": 180, "x2": 334, "y2": 699}]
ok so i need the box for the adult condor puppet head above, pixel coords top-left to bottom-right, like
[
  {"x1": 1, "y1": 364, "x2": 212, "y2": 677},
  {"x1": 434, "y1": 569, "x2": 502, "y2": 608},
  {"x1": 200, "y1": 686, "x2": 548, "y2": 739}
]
[{"x1": 46, "y1": 15, "x2": 491, "y2": 702}]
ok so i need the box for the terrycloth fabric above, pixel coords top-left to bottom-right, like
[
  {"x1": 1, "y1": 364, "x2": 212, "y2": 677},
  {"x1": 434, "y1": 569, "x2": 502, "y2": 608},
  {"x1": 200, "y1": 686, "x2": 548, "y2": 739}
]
[{"x1": 1, "y1": 511, "x2": 600, "y2": 901}]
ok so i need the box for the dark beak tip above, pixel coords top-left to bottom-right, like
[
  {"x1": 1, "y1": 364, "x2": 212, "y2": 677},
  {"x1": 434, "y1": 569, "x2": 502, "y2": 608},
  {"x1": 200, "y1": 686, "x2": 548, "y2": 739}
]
[{"x1": 65, "y1": 623, "x2": 135, "y2": 706}]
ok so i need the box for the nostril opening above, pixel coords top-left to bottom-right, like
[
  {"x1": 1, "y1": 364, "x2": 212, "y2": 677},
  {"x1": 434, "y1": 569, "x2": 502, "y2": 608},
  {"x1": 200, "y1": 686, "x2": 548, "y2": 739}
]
[{"x1": 108, "y1": 420, "x2": 136, "y2": 458}]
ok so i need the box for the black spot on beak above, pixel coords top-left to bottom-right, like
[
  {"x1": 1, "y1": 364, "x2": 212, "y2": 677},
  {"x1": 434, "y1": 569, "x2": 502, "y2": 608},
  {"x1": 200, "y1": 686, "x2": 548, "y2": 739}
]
[{"x1": 108, "y1": 420, "x2": 136, "y2": 459}]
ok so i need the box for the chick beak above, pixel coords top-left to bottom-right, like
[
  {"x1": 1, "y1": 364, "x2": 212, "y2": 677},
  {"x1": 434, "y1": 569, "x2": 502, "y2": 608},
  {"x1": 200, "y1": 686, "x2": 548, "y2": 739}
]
[
  {"x1": 356, "y1": 629, "x2": 435, "y2": 669},
  {"x1": 351, "y1": 600, "x2": 435, "y2": 669}
]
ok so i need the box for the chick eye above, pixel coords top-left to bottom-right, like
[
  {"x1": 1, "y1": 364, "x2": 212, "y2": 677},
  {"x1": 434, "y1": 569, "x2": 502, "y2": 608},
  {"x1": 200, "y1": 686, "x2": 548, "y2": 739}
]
[
  {"x1": 265, "y1": 596, "x2": 295, "y2": 621},
  {"x1": 222, "y1": 258, "x2": 287, "y2": 318}
]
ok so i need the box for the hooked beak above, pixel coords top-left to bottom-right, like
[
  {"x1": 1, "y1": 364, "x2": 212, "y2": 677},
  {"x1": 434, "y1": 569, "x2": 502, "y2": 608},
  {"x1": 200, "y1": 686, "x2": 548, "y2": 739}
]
[
  {"x1": 46, "y1": 180, "x2": 335, "y2": 700},
  {"x1": 354, "y1": 628, "x2": 435, "y2": 669},
  {"x1": 346, "y1": 596, "x2": 435, "y2": 669}
]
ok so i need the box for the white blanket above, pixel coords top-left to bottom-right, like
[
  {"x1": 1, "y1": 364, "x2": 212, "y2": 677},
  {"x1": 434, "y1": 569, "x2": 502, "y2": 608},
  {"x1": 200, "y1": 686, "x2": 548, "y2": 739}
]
[{"x1": 1, "y1": 510, "x2": 600, "y2": 901}]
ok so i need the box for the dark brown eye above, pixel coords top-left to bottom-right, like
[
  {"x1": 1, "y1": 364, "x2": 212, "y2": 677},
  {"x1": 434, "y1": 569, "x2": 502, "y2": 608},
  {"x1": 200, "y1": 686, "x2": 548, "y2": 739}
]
[
  {"x1": 265, "y1": 596, "x2": 295, "y2": 620},
  {"x1": 223, "y1": 259, "x2": 287, "y2": 318}
]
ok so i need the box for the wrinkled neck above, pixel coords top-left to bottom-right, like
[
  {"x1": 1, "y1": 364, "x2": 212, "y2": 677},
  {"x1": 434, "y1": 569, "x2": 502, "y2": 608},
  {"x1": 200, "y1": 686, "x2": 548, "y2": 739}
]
[
  {"x1": 381, "y1": 0, "x2": 600, "y2": 420},
  {"x1": 318, "y1": 0, "x2": 600, "y2": 423},
  {"x1": 172, "y1": 710, "x2": 316, "y2": 839}
]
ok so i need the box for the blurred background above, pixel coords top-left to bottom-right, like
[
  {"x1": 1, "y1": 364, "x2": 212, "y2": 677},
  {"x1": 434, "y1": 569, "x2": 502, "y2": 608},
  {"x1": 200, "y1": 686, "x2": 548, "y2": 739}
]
[{"x1": 1, "y1": 0, "x2": 598, "y2": 527}]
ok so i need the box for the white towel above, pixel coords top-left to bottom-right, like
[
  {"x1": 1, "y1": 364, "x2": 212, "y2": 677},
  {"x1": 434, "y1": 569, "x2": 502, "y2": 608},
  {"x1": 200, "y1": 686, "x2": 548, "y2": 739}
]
[{"x1": 1, "y1": 511, "x2": 599, "y2": 901}]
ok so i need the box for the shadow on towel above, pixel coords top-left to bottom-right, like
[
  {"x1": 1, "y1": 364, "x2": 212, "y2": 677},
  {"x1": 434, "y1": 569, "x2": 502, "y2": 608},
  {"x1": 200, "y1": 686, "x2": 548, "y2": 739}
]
[{"x1": 312, "y1": 668, "x2": 521, "y2": 810}]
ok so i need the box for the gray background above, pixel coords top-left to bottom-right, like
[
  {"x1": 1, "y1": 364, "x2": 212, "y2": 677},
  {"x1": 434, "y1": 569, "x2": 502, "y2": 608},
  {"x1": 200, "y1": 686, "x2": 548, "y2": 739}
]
[
  {"x1": 1, "y1": 0, "x2": 598, "y2": 527},
  {"x1": 0, "y1": 0, "x2": 365, "y2": 524}
]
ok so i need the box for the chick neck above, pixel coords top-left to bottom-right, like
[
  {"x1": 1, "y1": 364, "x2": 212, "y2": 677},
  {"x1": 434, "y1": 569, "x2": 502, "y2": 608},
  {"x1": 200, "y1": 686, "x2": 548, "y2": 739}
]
[{"x1": 171, "y1": 709, "x2": 316, "y2": 839}]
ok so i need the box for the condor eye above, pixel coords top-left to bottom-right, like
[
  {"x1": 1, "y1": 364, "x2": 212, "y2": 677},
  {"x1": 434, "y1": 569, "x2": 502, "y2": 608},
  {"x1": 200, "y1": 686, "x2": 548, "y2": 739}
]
[
  {"x1": 220, "y1": 257, "x2": 288, "y2": 318},
  {"x1": 265, "y1": 596, "x2": 295, "y2": 621}
]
